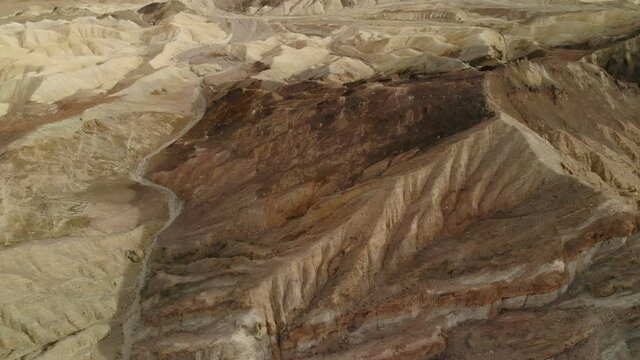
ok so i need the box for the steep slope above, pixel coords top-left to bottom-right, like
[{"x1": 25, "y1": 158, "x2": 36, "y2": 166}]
[
  {"x1": 130, "y1": 54, "x2": 640, "y2": 359},
  {"x1": 1, "y1": 1, "x2": 640, "y2": 359}
]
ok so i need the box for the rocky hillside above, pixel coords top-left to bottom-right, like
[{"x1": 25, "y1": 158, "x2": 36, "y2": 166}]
[{"x1": 1, "y1": 1, "x2": 640, "y2": 359}]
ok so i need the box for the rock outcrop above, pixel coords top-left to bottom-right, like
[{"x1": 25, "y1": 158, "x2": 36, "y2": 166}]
[{"x1": 1, "y1": 1, "x2": 640, "y2": 359}]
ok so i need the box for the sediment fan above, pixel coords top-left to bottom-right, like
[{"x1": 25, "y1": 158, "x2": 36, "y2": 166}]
[{"x1": 0, "y1": 0, "x2": 640, "y2": 359}]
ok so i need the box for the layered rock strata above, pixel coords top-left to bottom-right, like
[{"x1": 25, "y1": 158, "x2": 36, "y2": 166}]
[
  {"x1": 131, "y1": 57, "x2": 640, "y2": 360},
  {"x1": 1, "y1": 1, "x2": 640, "y2": 359}
]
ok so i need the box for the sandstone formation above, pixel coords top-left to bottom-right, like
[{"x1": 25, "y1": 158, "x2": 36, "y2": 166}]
[{"x1": 1, "y1": 1, "x2": 640, "y2": 359}]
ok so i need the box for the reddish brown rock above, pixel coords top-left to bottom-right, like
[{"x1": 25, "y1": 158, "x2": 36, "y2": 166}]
[
  {"x1": 129, "y1": 51, "x2": 640, "y2": 359},
  {"x1": 3, "y1": 1, "x2": 640, "y2": 359}
]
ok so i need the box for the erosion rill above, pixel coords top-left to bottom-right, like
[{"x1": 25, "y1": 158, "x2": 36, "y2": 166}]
[{"x1": 2, "y1": 1, "x2": 640, "y2": 360}]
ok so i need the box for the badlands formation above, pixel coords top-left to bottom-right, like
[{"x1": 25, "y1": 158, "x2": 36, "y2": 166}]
[{"x1": 2, "y1": 0, "x2": 640, "y2": 359}]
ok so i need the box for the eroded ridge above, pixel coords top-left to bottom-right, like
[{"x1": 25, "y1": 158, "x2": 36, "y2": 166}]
[
  {"x1": 132, "y1": 56, "x2": 640, "y2": 359},
  {"x1": 2, "y1": 0, "x2": 640, "y2": 359}
]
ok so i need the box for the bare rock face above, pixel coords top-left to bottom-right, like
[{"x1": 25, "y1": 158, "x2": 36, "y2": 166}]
[{"x1": 2, "y1": 1, "x2": 640, "y2": 360}]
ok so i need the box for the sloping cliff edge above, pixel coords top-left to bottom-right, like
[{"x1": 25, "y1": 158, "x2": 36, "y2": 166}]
[{"x1": 2, "y1": 1, "x2": 640, "y2": 359}]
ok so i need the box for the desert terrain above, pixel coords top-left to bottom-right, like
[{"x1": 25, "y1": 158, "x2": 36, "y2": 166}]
[{"x1": 1, "y1": 0, "x2": 640, "y2": 359}]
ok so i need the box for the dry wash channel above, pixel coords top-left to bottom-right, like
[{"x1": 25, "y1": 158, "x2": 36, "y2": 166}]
[{"x1": 2, "y1": 0, "x2": 640, "y2": 359}]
